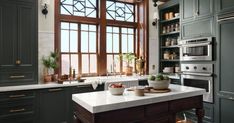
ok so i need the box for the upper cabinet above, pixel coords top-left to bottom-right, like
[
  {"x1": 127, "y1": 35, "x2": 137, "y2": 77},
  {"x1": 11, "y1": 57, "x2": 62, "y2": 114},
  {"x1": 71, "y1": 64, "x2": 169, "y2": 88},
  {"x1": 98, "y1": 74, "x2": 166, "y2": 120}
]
[
  {"x1": 0, "y1": 0, "x2": 38, "y2": 86},
  {"x1": 217, "y1": 0, "x2": 234, "y2": 14},
  {"x1": 180, "y1": 0, "x2": 214, "y2": 39},
  {"x1": 181, "y1": 0, "x2": 213, "y2": 22}
]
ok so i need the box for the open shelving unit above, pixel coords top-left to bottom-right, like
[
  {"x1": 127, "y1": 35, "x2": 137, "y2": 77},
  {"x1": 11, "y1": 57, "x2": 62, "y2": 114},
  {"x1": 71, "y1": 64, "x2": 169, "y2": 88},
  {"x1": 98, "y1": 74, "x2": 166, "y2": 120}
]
[{"x1": 158, "y1": 0, "x2": 180, "y2": 84}]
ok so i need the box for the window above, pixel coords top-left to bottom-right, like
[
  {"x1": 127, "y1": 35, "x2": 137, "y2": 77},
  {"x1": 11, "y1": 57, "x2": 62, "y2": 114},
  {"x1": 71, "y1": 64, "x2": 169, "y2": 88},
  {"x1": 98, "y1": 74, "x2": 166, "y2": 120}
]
[
  {"x1": 60, "y1": 22, "x2": 97, "y2": 75},
  {"x1": 106, "y1": 26, "x2": 135, "y2": 73},
  {"x1": 55, "y1": 0, "x2": 145, "y2": 76}
]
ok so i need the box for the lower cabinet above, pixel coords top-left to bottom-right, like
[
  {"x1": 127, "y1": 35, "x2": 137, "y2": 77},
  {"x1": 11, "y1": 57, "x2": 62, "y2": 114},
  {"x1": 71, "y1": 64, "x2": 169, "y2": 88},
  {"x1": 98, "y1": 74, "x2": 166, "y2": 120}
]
[
  {"x1": 0, "y1": 84, "x2": 105, "y2": 123},
  {"x1": 0, "y1": 90, "x2": 37, "y2": 123},
  {"x1": 38, "y1": 87, "x2": 72, "y2": 123}
]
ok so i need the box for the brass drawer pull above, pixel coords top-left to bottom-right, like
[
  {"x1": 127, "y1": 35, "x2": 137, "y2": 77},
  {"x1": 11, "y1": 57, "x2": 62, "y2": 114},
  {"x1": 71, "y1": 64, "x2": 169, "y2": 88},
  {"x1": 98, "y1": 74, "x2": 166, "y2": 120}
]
[
  {"x1": 9, "y1": 75, "x2": 25, "y2": 79},
  {"x1": 16, "y1": 60, "x2": 21, "y2": 65},
  {"x1": 9, "y1": 108, "x2": 25, "y2": 113},
  {"x1": 48, "y1": 88, "x2": 63, "y2": 92},
  {"x1": 9, "y1": 94, "x2": 26, "y2": 98}
]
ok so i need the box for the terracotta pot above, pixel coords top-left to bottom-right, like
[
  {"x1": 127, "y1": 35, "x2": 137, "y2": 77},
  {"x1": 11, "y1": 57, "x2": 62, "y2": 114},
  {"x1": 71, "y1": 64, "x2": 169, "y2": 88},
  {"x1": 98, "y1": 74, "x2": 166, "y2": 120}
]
[
  {"x1": 124, "y1": 66, "x2": 133, "y2": 76},
  {"x1": 52, "y1": 74, "x2": 58, "y2": 81},
  {"x1": 44, "y1": 75, "x2": 52, "y2": 83}
]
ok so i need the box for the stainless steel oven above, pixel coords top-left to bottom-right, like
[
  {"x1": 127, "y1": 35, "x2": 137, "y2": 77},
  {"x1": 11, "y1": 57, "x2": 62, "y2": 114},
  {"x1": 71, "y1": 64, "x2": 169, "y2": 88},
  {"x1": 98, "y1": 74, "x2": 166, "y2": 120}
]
[
  {"x1": 179, "y1": 37, "x2": 213, "y2": 61},
  {"x1": 181, "y1": 64, "x2": 213, "y2": 103}
]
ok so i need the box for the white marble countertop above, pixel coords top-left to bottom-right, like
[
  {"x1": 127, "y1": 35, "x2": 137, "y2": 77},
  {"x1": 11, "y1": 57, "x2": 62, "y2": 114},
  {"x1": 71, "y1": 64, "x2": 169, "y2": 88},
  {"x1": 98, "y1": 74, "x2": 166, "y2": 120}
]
[
  {"x1": 0, "y1": 75, "x2": 148, "y2": 92},
  {"x1": 72, "y1": 84, "x2": 206, "y2": 113}
]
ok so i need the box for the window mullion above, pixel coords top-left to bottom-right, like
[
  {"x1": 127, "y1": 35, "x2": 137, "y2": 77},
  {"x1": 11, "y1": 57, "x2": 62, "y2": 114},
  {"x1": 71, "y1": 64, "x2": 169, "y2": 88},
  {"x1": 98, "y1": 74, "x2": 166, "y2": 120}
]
[{"x1": 78, "y1": 24, "x2": 82, "y2": 75}]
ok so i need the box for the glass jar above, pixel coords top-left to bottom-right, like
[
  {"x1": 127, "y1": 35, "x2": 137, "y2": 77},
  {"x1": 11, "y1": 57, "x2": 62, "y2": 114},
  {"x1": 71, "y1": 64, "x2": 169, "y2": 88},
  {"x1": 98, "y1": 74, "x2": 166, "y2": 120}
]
[
  {"x1": 171, "y1": 52, "x2": 177, "y2": 60},
  {"x1": 168, "y1": 12, "x2": 174, "y2": 19},
  {"x1": 163, "y1": 51, "x2": 170, "y2": 60},
  {"x1": 164, "y1": 13, "x2": 169, "y2": 20},
  {"x1": 175, "y1": 23, "x2": 180, "y2": 31},
  {"x1": 167, "y1": 25, "x2": 171, "y2": 33},
  {"x1": 165, "y1": 38, "x2": 171, "y2": 46},
  {"x1": 162, "y1": 26, "x2": 166, "y2": 34},
  {"x1": 171, "y1": 38, "x2": 177, "y2": 46},
  {"x1": 171, "y1": 24, "x2": 175, "y2": 32}
]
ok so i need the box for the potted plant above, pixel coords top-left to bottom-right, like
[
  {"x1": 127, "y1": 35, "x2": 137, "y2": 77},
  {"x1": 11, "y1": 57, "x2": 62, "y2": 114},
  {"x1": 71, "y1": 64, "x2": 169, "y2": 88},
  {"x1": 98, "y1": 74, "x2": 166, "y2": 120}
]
[
  {"x1": 148, "y1": 74, "x2": 170, "y2": 89},
  {"x1": 120, "y1": 53, "x2": 136, "y2": 76},
  {"x1": 42, "y1": 51, "x2": 59, "y2": 82}
]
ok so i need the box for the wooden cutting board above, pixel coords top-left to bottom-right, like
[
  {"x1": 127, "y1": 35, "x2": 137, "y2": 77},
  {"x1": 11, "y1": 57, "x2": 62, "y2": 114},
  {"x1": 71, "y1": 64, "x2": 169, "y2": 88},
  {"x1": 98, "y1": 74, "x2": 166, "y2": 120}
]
[{"x1": 127, "y1": 87, "x2": 171, "y2": 93}]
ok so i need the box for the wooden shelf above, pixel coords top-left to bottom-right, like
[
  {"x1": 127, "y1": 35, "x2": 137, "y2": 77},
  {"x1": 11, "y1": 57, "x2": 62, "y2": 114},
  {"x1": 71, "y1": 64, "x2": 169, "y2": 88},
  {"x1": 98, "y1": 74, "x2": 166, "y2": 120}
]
[
  {"x1": 160, "y1": 59, "x2": 180, "y2": 62},
  {"x1": 160, "y1": 17, "x2": 180, "y2": 23},
  {"x1": 160, "y1": 31, "x2": 180, "y2": 36},
  {"x1": 161, "y1": 45, "x2": 180, "y2": 49}
]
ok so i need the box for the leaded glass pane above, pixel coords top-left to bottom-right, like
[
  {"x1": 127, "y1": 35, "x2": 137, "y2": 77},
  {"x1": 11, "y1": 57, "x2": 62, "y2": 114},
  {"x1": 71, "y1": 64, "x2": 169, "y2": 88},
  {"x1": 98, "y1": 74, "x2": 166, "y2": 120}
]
[
  {"x1": 106, "y1": 1, "x2": 135, "y2": 22},
  {"x1": 60, "y1": 0, "x2": 97, "y2": 18}
]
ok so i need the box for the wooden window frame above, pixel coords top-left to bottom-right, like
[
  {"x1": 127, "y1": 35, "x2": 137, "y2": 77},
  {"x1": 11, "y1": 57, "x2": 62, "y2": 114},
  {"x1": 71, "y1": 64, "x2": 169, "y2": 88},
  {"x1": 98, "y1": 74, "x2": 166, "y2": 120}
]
[{"x1": 55, "y1": 0, "x2": 149, "y2": 76}]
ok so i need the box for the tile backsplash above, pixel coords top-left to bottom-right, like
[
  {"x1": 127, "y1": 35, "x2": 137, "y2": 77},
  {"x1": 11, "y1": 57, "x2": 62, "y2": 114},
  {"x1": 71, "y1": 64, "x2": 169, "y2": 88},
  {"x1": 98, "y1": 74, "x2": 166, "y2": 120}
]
[{"x1": 38, "y1": 31, "x2": 54, "y2": 82}]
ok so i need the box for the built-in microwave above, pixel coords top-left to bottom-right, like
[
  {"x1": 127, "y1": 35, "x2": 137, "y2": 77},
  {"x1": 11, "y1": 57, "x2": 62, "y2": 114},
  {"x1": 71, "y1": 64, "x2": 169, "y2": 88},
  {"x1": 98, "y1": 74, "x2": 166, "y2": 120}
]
[{"x1": 179, "y1": 37, "x2": 213, "y2": 61}]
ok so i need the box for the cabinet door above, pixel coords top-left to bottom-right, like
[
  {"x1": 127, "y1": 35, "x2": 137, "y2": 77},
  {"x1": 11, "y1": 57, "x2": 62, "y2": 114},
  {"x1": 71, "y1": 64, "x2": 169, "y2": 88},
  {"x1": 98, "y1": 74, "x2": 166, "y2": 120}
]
[
  {"x1": 0, "y1": 3, "x2": 17, "y2": 68},
  {"x1": 181, "y1": 17, "x2": 214, "y2": 39},
  {"x1": 39, "y1": 88, "x2": 71, "y2": 123},
  {"x1": 17, "y1": 3, "x2": 37, "y2": 68},
  {"x1": 181, "y1": 0, "x2": 195, "y2": 22},
  {"x1": 217, "y1": 0, "x2": 234, "y2": 14},
  {"x1": 216, "y1": 17, "x2": 234, "y2": 123},
  {"x1": 197, "y1": 0, "x2": 213, "y2": 19}
]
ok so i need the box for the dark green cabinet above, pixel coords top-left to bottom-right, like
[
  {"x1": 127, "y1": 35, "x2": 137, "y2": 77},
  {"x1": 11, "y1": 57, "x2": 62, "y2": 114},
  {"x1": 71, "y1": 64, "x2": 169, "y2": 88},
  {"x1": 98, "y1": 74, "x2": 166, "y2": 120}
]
[
  {"x1": 0, "y1": 0, "x2": 38, "y2": 86},
  {"x1": 180, "y1": 0, "x2": 214, "y2": 39},
  {"x1": 38, "y1": 88, "x2": 72, "y2": 123},
  {"x1": 216, "y1": 0, "x2": 234, "y2": 14},
  {"x1": 216, "y1": 15, "x2": 234, "y2": 123},
  {"x1": 181, "y1": 0, "x2": 213, "y2": 22},
  {"x1": 181, "y1": 17, "x2": 214, "y2": 39},
  {"x1": 181, "y1": 0, "x2": 195, "y2": 21},
  {"x1": 0, "y1": 90, "x2": 37, "y2": 123}
]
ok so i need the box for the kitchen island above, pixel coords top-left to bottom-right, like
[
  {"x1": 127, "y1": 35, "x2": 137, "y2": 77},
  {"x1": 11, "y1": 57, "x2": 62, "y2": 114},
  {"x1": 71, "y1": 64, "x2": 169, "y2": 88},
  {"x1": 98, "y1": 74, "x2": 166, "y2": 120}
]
[{"x1": 72, "y1": 84, "x2": 206, "y2": 123}]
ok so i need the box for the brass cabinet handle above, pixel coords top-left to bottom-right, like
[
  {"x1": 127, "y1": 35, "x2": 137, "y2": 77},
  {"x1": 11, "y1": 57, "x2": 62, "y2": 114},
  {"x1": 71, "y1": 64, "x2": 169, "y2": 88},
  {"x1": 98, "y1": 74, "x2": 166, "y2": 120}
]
[
  {"x1": 9, "y1": 75, "x2": 25, "y2": 79},
  {"x1": 9, "y1": 94, "x2": 26, "y2": 98},
  {"x1": 48, "y1": 88, "x2": 63, "y2": 92},
  {"x1": 16, "y1": 60, "x2": 21, "y2": 65},
  {"x1": 9, "y1": 108, "x2": 25, "y2": 113}
]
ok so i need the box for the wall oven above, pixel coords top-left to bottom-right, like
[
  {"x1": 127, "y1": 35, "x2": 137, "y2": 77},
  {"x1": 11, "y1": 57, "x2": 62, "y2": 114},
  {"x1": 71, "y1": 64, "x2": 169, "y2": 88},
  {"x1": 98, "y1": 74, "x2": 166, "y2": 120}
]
[
  {"x1": 179, "y1": 37, "x2": 213, "y2": 61},
  {"x1": 181, "y1": 64, "x2": 213, "y2": 103}
]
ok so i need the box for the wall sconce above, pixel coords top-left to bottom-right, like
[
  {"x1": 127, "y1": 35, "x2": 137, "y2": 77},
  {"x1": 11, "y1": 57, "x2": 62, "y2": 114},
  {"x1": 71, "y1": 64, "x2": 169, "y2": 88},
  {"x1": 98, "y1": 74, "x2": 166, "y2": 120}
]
[
  {"x1": 152, "y1": 11, "x2": 159, "y2": 26},
  {"x1": 41, "y1": 0, "x2": 50, "y2": 18},
  {"x1": 152, "y1": 0, "x2": 158, "y2": 7}
]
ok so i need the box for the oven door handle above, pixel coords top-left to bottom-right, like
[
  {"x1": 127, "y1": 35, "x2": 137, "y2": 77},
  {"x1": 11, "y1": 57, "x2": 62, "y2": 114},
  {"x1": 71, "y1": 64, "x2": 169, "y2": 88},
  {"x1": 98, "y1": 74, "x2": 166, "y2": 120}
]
[
  {"x1": 182, "y1": 72, "x2": 213, "y2": 76},
  {"x1": 179, "y1": 41, "x2": 212, "y2": 47}
]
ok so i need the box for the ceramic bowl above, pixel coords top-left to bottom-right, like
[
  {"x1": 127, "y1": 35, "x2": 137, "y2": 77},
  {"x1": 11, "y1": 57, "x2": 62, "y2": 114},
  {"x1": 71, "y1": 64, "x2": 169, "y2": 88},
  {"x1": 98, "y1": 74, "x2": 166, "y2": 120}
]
[
  {"x1": 148, "y1": 80, "x2": 170, "y2": 89},
  {"x1": 108, "y1": 87, "x2": 125, "y2": 95}
]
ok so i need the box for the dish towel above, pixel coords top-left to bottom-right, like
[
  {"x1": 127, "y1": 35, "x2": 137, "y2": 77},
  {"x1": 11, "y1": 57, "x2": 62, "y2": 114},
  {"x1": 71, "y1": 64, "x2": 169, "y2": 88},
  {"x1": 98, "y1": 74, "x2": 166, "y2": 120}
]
[{"x1": 104, "y1": 78, "x2": 139, "y2": 90}]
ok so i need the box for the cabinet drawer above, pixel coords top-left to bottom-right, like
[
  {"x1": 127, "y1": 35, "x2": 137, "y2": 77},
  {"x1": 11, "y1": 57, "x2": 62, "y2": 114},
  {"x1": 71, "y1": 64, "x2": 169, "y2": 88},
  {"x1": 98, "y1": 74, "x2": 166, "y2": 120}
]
[
  {"x1": 0, "y1": 99, "x2": 34, "y2": 117},
  {"x1": 0, "y1": 111, "x2": 35, "y2": 123},
  {"x1": 0, "y1": 91, "x2": 35, "y2": 102},
  {"x1": 0, "y1": 72, "x2": 35, "y2": 84}
]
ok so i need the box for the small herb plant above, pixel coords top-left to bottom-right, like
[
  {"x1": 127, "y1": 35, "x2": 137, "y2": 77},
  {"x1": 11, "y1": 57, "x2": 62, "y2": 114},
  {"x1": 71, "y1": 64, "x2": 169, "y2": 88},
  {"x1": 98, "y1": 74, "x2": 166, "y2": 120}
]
[
  {"x1": 42, "y1": 51, "x2": 59, "y2": 75},
  {"x1": 148, "y1": 74, "x2": 169, "y2": 81},
  {"x1": 119, "y1": 53, "x2": 136, "y2": 67}
]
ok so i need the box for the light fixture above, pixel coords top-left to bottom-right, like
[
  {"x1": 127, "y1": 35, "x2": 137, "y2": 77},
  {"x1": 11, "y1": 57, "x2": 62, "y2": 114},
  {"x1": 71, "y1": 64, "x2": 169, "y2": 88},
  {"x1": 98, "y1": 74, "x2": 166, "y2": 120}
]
[
  {"x1": 152, "y1": 0, "x2": 158, "y2": 7},
  {"x1": 41, "y1": 0, "x2": 50, "y2": 18}
]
